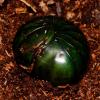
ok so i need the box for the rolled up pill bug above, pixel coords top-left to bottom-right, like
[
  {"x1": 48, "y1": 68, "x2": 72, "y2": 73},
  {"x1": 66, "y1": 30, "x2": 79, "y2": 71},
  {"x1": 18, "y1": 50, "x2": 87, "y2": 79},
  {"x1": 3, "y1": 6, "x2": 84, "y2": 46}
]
[{"x1": 13, "y1": 16, "x2": 89, "y2": 86}]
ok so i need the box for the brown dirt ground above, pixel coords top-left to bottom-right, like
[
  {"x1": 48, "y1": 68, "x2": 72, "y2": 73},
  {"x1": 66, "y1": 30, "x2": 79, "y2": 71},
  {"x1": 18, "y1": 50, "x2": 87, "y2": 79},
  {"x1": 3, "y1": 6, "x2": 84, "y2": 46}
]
[{"x1": 0, "y1": 0, "x2": 100, "y2": 100}]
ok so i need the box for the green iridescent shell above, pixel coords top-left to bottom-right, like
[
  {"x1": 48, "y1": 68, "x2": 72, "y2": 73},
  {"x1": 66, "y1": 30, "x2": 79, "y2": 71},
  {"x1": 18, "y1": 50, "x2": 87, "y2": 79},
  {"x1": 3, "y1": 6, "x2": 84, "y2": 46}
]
[{"x1": 13, "y1": 16, "x2": 89, "y2": 86}]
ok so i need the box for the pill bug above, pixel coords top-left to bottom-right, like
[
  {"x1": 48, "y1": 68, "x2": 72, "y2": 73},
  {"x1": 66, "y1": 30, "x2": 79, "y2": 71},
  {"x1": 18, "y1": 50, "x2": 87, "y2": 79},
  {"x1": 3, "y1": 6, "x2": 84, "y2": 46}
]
[{"x1": 13, "y1": 16, "x2": 89, "y2": 86}]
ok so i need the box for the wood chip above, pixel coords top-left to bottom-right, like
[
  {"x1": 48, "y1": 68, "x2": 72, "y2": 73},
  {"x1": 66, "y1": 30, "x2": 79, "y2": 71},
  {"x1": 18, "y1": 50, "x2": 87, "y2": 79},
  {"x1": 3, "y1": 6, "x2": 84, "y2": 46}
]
[
  {"x1": 15, "y1": 7, "x2": 27, "y2": 14},
  {"x1": 4, "y1": 62, "x2": 14, "y2": 72},
  {"x1": 0, "y1": 35, "x2": 2, "y2": 45},
  {"x1": 0, "y1": 55, "x2": 4, "y2": 61},
  {"x1": 0, "y1": 0, "x2": 4, "y2": 6},
  {"x1": 47, "y1": 0, "x2": 55, "y2": 5},
  {"x1": 39, "y1": 1, "x2": 48, "y2": 13},
  {"x1": 91, "y1": 53, "x2": 96, "y2": 61},
  {"x1": 66, "y1": 11, "x2": 75, "y2": 20},
  {"x1": 64, "y1": 0, "x2": 70, "y2": 3}
]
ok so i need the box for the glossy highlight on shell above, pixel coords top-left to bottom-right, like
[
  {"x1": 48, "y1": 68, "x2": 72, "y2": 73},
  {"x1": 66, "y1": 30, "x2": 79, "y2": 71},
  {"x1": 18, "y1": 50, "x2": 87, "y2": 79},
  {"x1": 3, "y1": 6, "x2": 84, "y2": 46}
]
[{"x1": 13, "y1": 16, "x2": 89, "y2": 86}]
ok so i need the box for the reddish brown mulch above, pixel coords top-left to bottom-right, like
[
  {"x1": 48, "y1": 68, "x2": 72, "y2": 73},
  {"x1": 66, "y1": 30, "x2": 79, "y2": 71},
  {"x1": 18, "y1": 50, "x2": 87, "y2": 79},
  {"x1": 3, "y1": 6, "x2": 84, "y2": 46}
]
[{"x1": 0, "y1": 0, "x2": 100, "y2": 99}]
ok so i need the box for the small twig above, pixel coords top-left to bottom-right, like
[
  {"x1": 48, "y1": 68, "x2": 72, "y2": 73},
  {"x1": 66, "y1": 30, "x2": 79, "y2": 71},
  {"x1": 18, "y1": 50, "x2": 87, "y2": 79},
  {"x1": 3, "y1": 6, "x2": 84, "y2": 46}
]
[
  {"x1": 5, "y1": 50, "x2": 12, "y2": 57},
  {"x1": 56, "y1": 2, "x2": 62, "y2": 16},
  {"x1": 20, "y1": 0, "x2": 37, "y2": 12}
]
